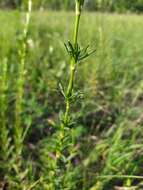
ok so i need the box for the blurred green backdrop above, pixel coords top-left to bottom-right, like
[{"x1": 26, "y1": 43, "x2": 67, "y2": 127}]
[{"x1": 1, "y1": 0, "x2": 143, "y2": 13}]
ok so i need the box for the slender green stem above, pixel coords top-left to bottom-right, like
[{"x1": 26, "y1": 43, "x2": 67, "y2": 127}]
[
  {"x1": 64, "y1": 1, "x2": 81, "y2": 124},
  {"x1": 74, "y1": 1, "x2": 81, "y2": 47}
]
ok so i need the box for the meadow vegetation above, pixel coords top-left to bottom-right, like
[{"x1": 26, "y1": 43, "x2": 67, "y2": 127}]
[
  {"x1": 1, "y1": 4, "x2": 143, "y2": 190},
  {"x1": 2, "y1": 0, "x2": 143, "y2": 13}
]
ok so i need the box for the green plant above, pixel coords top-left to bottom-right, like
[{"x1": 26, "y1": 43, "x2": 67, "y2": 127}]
[
  {"x1": 58, "y1": 0, "x2": 95, "y2": 159},
  {"x1": 55, "y1": 0, "x2": 95, "y2": 187},
  {"x1": 0, "y1": 58, "x2": 11, "y2": 180},
  {"x1": 38, "y1": 0, "x2": 95, "y2": 189},
  {"x1": 13, "y1": 0, "x2": 32, "y2": 185}
]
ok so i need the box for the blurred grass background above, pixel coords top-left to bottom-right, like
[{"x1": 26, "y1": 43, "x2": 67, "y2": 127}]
[{"x1": 1, "y1": 10, "x2": 143, "y2": 189}]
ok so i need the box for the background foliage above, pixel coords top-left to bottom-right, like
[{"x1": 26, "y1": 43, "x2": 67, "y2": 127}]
[
  {"x1": 1, "y1": 0, "x2": 143, "y2": 189},
  {"x1": 1, "y1": 10, "x2": 143, "y2": 189},
  {"x1": 1, "y1": 0, "x2": 143, "y2": 13}
]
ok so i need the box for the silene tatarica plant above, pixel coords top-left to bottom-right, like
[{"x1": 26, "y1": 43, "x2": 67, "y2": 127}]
[
  {"x1": 41, "y1": 0, "x2": 95, "y2": 189},
  {"x1": 61, "y1": 0, "x2": 95, "y2": 150}
]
